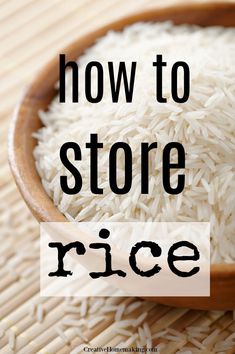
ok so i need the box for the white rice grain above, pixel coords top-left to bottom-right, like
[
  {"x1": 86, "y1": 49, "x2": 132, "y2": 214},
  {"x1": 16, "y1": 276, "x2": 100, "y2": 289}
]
[
  {"x1": 135, "y1": 312, "x2": 148, "y2": 327},
  {"x1": 80, "y1": 298, "x2": 88, "y2": 318},
  {"x1": 34, "y1": 22, "x2": 235, "y2": 263},
  {"x1": 36, "y1": 304, "x2": 44, "y2": 323},
  {"x1": 8, "y1": 330, "x2": 16, "y2": 350},
  {"x1": 54, "y1": 325, "x2": 70, "y2": 345},
  {"x1": 115, "y1": 303, "x2": 126, "y2": 322}
]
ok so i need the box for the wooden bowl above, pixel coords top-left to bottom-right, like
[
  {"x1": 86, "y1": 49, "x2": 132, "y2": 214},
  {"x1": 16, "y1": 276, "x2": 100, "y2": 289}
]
[{"x1": 9, "y1": 2, "x2": 235, "y2": 310}]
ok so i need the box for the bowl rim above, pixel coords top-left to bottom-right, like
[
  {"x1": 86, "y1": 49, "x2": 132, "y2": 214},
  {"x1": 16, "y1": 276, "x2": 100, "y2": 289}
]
[{"x1": 8, "y1": 2, "x2": 235, "y2": 279}]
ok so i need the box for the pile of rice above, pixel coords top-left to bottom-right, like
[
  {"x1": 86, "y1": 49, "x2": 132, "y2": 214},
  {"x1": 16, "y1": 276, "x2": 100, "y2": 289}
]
[{"x1": 34, "y1": 21, "x2": 235, "y2": 263}]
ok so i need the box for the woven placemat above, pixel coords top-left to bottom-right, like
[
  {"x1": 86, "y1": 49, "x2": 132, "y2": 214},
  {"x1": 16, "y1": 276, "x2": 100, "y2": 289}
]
[
  {"x1": 0, "y1": 0, "x2": 235, "y2": 353},
  {"x1": 0, "y1": 193, "x2": 235, "y2": 353}
]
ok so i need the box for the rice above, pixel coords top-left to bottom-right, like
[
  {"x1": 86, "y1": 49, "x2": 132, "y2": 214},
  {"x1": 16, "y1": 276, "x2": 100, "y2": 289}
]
[
  {"x1": 80, "y1": 298, "x2": 88, "y2": 317},
  {"x1": 87, "y1": 316, "x2": 105, "y2": 329},
  {"x1": 36, "y1": 303, "x2": 44, "y2": 323},
  {"x1": 89, "y1": 298, "x2": 105, "y2": 314},
  {"x1": 125, "y1": 301, "x2": 142, "y2": 315},
  {"x1": 115, "y1": 303, "x2": 126, "y2": 321},
  {"x1": 34, "y1": 21, "x2": 235, "y2": 263},
  {"x1": 54, "y1": 325, "x2": 70, "y2": 345},
  {"x1": 8, "y1": 330, "x2": 16, "y2": 350}
]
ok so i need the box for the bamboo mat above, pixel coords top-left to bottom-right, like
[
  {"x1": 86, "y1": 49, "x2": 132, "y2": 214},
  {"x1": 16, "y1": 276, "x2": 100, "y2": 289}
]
[{"x1": 0, "y1": 0, "x2": 235, "y2": 353}]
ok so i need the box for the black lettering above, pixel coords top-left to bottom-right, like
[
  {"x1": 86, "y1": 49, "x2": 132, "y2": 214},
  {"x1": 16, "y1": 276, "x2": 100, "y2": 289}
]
[
  {"x1": 86, "y1": 134, "x2": 103, "y2": 194},
  {"x1": 109, "y1": 142, "x2": 132, "y2": 194},
  {"x1": 108, "y1": 62, "x2": 136, "y2": 102},
  {"x1": 129, "y1": 241, "x2": 162, "y2": 277},
  {"x1": 89, "y1": 228, "x2": 126, "y2": 278},
  {"x1": 162, "y1": 142, "x2": 185, "y2": 195},
  {"x1": 141, "y1": 142, "x2": 158, "y2": 194},
  {"x1": 48, "y1": 241, "x2": 86, "y2": 277},
  {"x1": 171, "y1": 61, "x2": 190, "y2": 103},
  {"x1": 60, "y1": 142, "x2": 82, "y2": 195},
  {"x1": 59, "y1": 54, "x2": 79, "y2": 103},
  {"x1": 152, "y1": 55, "x2": 167, "y2": 103},
  {"x1": 85, "y1": 61, "x2": 104, "y2": 103},
  {"x1": 168, "y1": 241, "x2": 200, "y2": 277}
]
